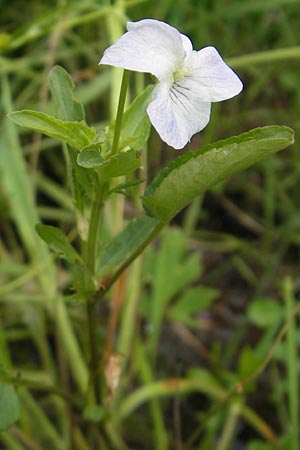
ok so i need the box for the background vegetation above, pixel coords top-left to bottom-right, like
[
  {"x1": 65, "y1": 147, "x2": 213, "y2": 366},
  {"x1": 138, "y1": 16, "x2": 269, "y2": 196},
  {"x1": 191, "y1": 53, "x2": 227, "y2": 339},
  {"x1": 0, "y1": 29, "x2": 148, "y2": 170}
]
[{"x1": 0, "y1": 0, "x2": 299, "y2": 449}]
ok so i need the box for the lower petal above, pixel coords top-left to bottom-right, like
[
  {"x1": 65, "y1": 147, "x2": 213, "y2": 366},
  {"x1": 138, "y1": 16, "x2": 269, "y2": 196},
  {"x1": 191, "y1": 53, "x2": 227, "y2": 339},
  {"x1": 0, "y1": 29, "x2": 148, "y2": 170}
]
[{"x1": 147, "y1": 83, "x2": 211, "y2": 150}]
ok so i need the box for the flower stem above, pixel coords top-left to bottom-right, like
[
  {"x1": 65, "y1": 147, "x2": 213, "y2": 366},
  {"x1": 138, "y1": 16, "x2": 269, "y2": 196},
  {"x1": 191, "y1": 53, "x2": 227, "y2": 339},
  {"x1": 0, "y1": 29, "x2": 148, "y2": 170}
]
[{"x1": 110, "y1": 70, "x2": 129, "y2": 155}]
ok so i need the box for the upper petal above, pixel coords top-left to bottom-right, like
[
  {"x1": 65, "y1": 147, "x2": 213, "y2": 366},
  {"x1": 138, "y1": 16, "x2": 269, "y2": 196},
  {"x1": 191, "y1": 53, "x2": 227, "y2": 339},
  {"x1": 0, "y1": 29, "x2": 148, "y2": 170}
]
[
  {"x1": 183, "y1": 46, "x2": 243, "y2": 102},
  {"x1": 99, "y1": 19, "x2": 185, "y2": 81},
  {"x1": 147, "y1": 82, "x2": 211, "y2": 149}
]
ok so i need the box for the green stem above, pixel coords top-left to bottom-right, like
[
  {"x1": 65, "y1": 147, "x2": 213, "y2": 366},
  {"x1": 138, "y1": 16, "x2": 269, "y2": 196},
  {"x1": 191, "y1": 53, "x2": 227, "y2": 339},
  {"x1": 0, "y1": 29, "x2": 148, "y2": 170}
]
[
  {"x1": 216, "y1": 400, "x2": 242, "y2": 450},
  {"x1": 103, "y1": 221, "x2": 164, "y2": 293},
  {"x1": 85, "y1": 181, "x2": 107, "y2": 403},
  {"x1": 86, "y1": 182, "x2": 106, "y2": 273},
  {"x1": 86, "y1": 297, "x2": 102, "y2": 403},
  {"x1": 228, "y1": 46, "x2": 300, "y2": 69},
  {"x1": 0, "y1": 372, "x2": 82, "y2": 408},
  {"x1": 111, "y1": 70, "x2": 129, "y2": 155}
]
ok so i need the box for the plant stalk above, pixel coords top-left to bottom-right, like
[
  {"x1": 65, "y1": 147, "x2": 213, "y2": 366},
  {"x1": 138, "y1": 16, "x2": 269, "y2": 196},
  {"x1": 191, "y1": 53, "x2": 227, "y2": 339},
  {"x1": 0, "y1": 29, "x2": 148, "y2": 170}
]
[
  {"x1": 111, "y1": 70, "x2": 129, "y2": 155},
  {"x1": 85, "y1": 181, "x2": 107, "y2": 403}
]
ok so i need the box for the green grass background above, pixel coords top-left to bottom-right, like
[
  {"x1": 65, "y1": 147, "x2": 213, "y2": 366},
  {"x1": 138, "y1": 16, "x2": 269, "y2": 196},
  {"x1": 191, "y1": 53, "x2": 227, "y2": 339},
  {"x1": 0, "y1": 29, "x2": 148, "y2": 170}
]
[{"x1": 0, "y1": 1, "x2": 299, "y2": 449}]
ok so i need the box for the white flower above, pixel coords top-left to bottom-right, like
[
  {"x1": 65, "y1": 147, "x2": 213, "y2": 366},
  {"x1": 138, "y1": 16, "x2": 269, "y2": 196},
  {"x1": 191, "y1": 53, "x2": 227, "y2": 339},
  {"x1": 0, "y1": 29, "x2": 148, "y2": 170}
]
[{"x1": 99, "y1": 19, "x2": 243, "y2": 150}]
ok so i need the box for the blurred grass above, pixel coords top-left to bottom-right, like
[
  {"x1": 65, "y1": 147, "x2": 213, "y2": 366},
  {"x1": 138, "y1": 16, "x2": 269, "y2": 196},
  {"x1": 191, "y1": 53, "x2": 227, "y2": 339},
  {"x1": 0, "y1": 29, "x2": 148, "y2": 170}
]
[{"x1": 0, "y1": 0, "x2": 299, "y2": 449}]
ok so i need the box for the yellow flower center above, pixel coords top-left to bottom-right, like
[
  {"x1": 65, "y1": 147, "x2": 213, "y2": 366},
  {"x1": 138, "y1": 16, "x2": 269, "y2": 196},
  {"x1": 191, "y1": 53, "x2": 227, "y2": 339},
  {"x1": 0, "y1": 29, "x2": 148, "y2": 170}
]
[{"x1": 172, "y1": 66, "x2": 188, "y2": 82}]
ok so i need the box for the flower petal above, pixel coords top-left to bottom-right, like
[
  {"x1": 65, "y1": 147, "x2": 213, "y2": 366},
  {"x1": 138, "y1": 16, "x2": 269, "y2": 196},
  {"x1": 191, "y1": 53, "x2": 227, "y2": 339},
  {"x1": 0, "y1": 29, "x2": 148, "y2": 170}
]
[
  {"x1": 147, "y1": 82, "x2": 211, "y2": 149},
  {"x1": 99, "y1": 19, "x2": 184, "y2": 81},
  {"x1": 183, "y1": 46, "x2": 243, "y2": 102},
  {"x1": 180, "y1": 33, "x2": 193, "y2": 57}
]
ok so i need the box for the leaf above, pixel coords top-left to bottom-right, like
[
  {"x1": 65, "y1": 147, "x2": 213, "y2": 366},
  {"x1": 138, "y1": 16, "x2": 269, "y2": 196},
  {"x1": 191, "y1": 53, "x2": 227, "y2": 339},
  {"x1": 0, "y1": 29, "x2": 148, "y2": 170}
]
[
  {"x1": 143, "y1": 126, "x2": 294, "y2": 222},
  {"x1": 110, "y1": 178, "x2": 144, "y2": 195},
  {"x1": 169, "y1": 286, "x2": 219, "y2": 327},
  {"x1": 238, "y1": 346, "x2": 263, "y2": 380},
  {"x1": 96, "y1": 215, "x2": 161, "y2": 280},
  {"x1": 0, "y1": 76, "x2": 56, "y2": 293},
  {"x1": 35, "y1": 224, "x2": 80, "y2": 264},
  {"x1": 248, "y1": 441, "x2": 274, "y2": 450},
  {"x1": 109, "y1": 85, "x2": 153, "y2": 151},
  {"x1": 71, "y1": 262, "x2": 97, "y2": 298},
  {"x1": 48, "y1": 65, "x2": 98, "y2": 217},
  {"x1": 144, "y1": 227, "x2": 202, "y2": 356},
  {"x1": 1, "y1": 75, "x2": 88, "y2": 397},
  {"x1": 9, "y1": 110, "x2": 95, "y2": 150},
  {"x1": 77, "y1": 148, "x2": 142, "y2": 179},
  {"x1": 76, "y1": 145, "x2": 104, "y2": 167},
  {"x1": 48, "y1": 65, "x2": 85, "y2": 121},
  {"x1": 247, "y1": 298, "x2": 283, "y2": 328},
  {"x1": 0, "y1": 367, "x2": 20, "y2": 432},
  {"x1": 0, "y1": 383, "x2": 19, "y2": 431},
  {"x1": 83, "y1": 404, "x2": 106, "y2": 423},
  {"x1": 238, "y1": 346, "x2": 263, "y2": 392},
  {"x1": 187, "y1": 368, "x2": 225, "y2": 398}
]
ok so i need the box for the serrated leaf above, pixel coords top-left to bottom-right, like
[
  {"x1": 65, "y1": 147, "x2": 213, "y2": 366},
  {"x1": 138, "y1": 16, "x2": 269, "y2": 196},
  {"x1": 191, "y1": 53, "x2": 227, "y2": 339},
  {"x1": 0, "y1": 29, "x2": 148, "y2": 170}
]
[
  {"x1": 48, "y1": 65, "x2": 85, "y2": 121},
  {"x1": 36, "y1": 224, "x2": 80, "y2": 264},
  {"x1": 9, "y1": 110, "x2": 95, "y2": 150},
  {"x1": 109, "y1": 85, "x2": 153, "y2": 151},
  {"x1": 78, "y1": 148, "x2": 142, "y2": 179},
  {"x1": 143, "y1": 126, "x2": 294, "y2": 222},
  {"x1": 0, "y1": 366, "x2": 20, "y2": 432},
  {"x1": 96, "y1": 215, "x2": 161, "y2": 280}
]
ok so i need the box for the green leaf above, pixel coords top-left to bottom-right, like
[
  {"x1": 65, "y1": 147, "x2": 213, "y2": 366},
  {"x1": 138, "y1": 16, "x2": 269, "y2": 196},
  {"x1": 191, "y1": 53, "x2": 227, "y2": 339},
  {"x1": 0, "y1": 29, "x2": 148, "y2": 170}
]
[
  {"x1": 36, "y1": 225, "x2": 97, "y2": 298},
  {"x1": 77, "y1": 148, "x2": 142, "y2": 179},
  {"x1": 144, "y1": 227, "x2": 202, "y2": 356},
  {"x1": 110, "y1": 178, "x2": 144, "y2": 195},
  {"x1": 48, "y1": 66, "x2": 97, "y2": 217},
  {"x1": 247, "y1": 298, "x2": 283, "y2": 328},
  {"x1": 35, "y1": 224, "x2": 80, "y2": 264},
  {"x1": 0, "y1": 367, "x2": 20, "y2": 432},
  {"x1": 238, "y1": 346, "x2": 263, "y2": 392},
  {"x1": 48, "y1": 65, "x2": 85, "y2": 121},
  {"x1": 76, "y1": 145, "x2": 104, "y2": 167},
  {"x1": 83, "y1": 404, "x2": 106, "y2": 423},
  {"x1": 238, "y1": 346, "x2": 263, "y2": 379},
  {"x1": 9, "y1": 110, "x2": 95, "y2": 150},
  {"x1": 248, "y1": 441, "x2": 274, "y2": 450},
  {"x1": 109, "y1": 85, "x2": 153, "y2": 151},
  {"x1": 67, "y1": 146, "x2": 98, "y2": 216},
  {"x1": 143, "y1": 126, "x2": 294, "y2": 222},
  {"x1": 71, "y1": 262, "x2": 97, "y2": 299},
  {"x1": 0, "y1": 75, "x2": 56, "y2": 294},
  {"x1": 169, "y1": 286, "x2": 219, "y2": 327},
  {"x1": 187, "y1": 368, "x2": 224, "y2": 398},
  {"x1": 96, "y1": 215, "x2": 161, "y2": 280}
]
